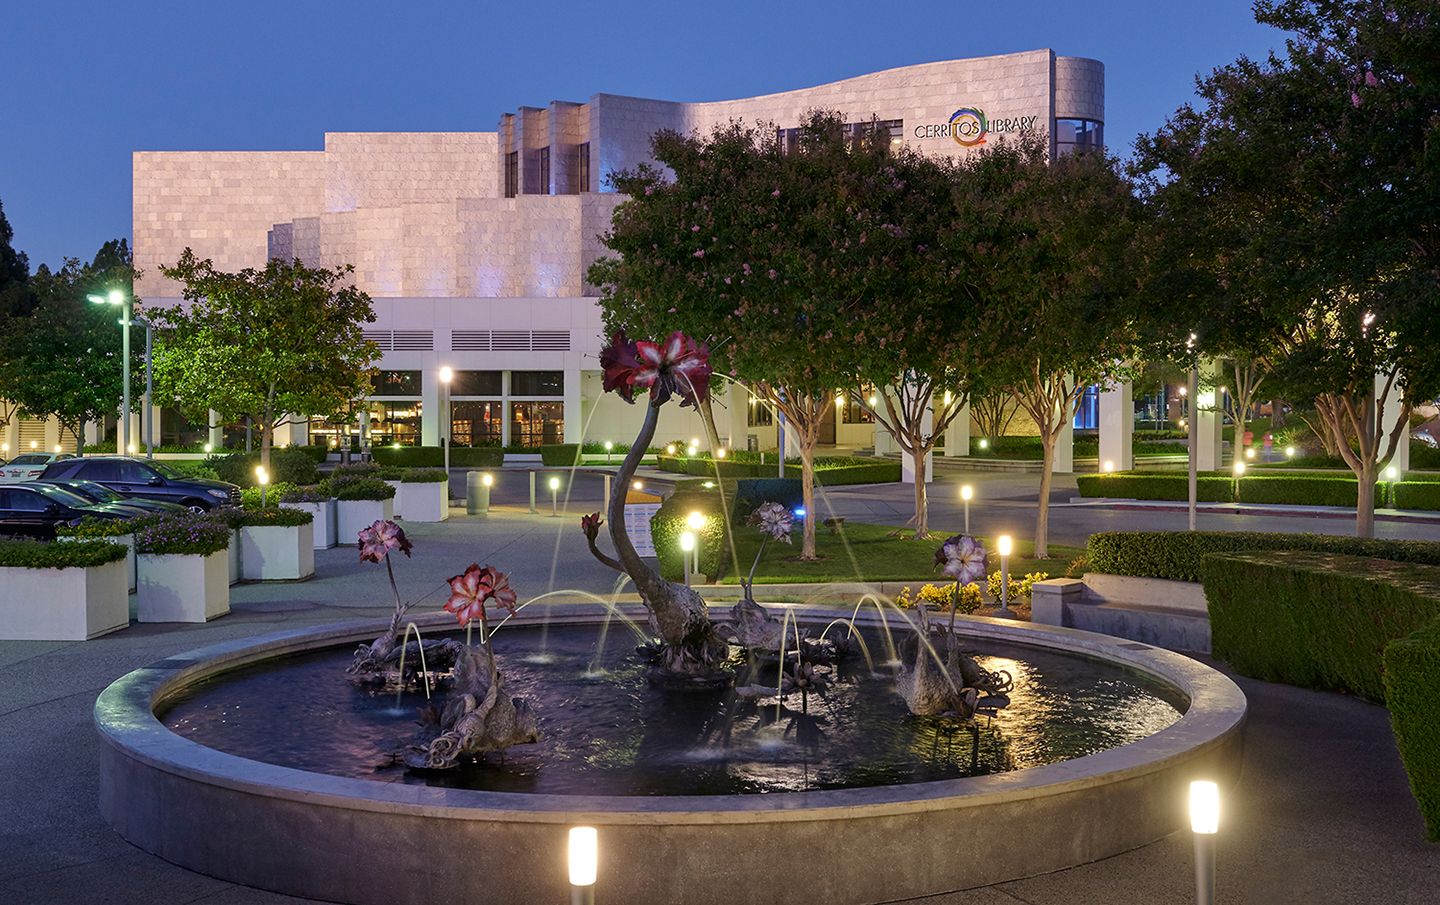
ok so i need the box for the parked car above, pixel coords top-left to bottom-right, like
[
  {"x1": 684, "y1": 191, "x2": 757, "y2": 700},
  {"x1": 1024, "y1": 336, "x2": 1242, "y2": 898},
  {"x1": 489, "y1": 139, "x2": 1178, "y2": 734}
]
[
  {"x1": 40, "y1": 478, "x2": 190, "y2": 515},
  {"x1": 38, "y1": 457, "x2": 241, "y2": 512},
  {"x1": 0, "y1": 482, "x2": 152, "y2": 539},
  {"x1": 0, "y1": 453, "x2": 75, "y2": 483}
]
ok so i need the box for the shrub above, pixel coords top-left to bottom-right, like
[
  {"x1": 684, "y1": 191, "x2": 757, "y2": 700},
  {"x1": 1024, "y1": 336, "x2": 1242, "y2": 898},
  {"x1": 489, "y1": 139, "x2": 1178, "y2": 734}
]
[
  {"x1": 1076, "y1": 472, "x2": 1233, "y2": 502},
  {"x1": 897, "y1": 582, "x2": 982, "y2": 613},
  {"x1": 163, "y1": 460, "x2": 221, "y2": 481},
  {"x1": 729, "y1": 478, "x2": 804, "y2": 523},
  {"x1": 652, "y1": 490, "x2": 728, "y2": 582},
  {"x1": 987, "y1": 570, "x2": 1050, "y2": 602},
  {"x1": 325, "y1": 476, "x2": 396, "y2": 501},
  {"x1": 1384, "y1": 618, "x2": 1440, "y2": 842},
  {"x1": 452, "y1": 447, "x2": 506, "y2": 467},
  {"x1": 278, "y1": 485, "x2": 330, "y2": 503},
  {"x1": 289, "y1": 444, "x2": 331, "y2": 464},
  {"x1": 401, "y1": 469, "x2": 449, "y2": 483},
  {"x1": 1395, "y1": 482, "x2": 1440, "y2": 511},
  {"x1": 1235, "y1": 474, "x2": 1369, "y2": 507},
  {"x1": 538, "y1": 444, "x2": 581, "y2": 467},
  {"x1": 1065, "y1": 555, "x2": 1089, "y2": 578},
  {"x1": 206, "y1": 448, "x2": 319, "y2": 487},
  {"x1": 371, "y1": 446, "x2": 443, "y2": 468},
  {"x1": 241, "y1": 482, "x2": 298, "y2": 509},
  {"x1": 133, "y1": 514, "x2": 231, "y2": 556},
  {"x1": 231, "y1": 507, "x2": 313, "y2": 528},
  {"x1": 1087, "y1": 531, "x2": 1440, "y2": 583},
  {"x1": 56, "y1": 515, "x2": 158, "y2": 538},
  {"x1": 0, "y1": 537, "x2": 127, "y2": 568}
]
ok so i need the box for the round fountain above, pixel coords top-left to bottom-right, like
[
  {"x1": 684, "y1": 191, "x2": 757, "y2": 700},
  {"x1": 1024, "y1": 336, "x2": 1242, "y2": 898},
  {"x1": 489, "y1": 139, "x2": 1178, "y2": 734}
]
[{"x1": 96, "y1": 603, "x2": 1245, "y2": 905}]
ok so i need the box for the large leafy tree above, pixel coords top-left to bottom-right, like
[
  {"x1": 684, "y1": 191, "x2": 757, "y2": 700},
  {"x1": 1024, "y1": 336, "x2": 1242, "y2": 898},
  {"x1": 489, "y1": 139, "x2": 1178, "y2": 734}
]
[
  {"x1": 592, "y1": 113, "x2": 961, "y2": 555},
  {"x1": 2, "y1": 241, "x2": 140, "y2": 453},
  {"x1": 946, "y1": 133, "x2": 1144, "y2": 558},
  {"x1": 1133, "y1": 0, "x2": 1440, "y2": 537},
  {"x1": 154, "y1": 250, "x2": 380, "y2": 472},
  {"x1": 0, "y1": 199, "x2": 36, "y2": 434}
]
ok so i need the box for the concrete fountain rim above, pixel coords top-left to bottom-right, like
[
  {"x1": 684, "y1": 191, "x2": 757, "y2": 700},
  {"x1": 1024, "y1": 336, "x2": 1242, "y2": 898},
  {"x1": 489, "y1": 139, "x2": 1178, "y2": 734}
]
[{"x1": 95, "y1": 604, "x2": 1246, "y2": 823}]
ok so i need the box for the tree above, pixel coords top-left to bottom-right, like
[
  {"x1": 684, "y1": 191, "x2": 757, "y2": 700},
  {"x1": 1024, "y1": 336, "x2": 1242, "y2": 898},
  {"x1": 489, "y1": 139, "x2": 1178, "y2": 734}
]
[
  {"x1": 592, "y1": 113, "x2": 958, "y2": 554},
  {"x1": 4, "y1": 243, "x2": 141, "y2": 453},
  {"x1": 1132, "y1": 0, "x2": 1440, "y2": 536},
  {"x1": 946, "y1": 133, "x2": 1144, "y2": 558},
  {"x1": 154, "y1": 251, "x2": 380, "y2": 473}
]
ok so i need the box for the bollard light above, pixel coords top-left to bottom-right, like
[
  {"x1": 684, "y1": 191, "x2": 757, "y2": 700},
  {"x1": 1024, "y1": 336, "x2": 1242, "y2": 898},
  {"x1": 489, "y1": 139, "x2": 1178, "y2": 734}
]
[
  {"x1": 961, "y1": 485, "x2": 973, "y2": 534},
  {"x1": 204, "y1": 443, "x2": 213, "y2": 453},
  {"x1": 257, "y1": 467, "x2": 269, "y2": 508},
  {"x1": 604, "y1": 440, "x2": 612, "y2": 464},
  {"x1": 550, "y1": 476, "x2": 560, "y2": 517},
  {"x1": 716, "y1": 447, "x2": 726, "y2": 459},
  {"x1": 1234, "y1": 461, "x2": 1246, "y2": 477},
  {"x1": 569, "y1": 826, "x2": 598, "y2": 905},
  {"x1": 55, "y1": 444, "x2": 62, "y2": 453},
  {"x1": 1387, "y1": 466, "x2": 1398, "y2": 480},
  {"x1": 1103, "y1": 460, "x2": 1114, "y2": 473},
  {"x1": 978, "y1": 438, "x2": 988, "y2": 449},
  {"x1": 128, "y1": 443, "x2": 136, "y2": 454},
  {"x1": 996, "y1": 535, "x2": 1013, "y2": 618},
  {"x1": 1286, "y1": 446, "x2": 1295, "y2": 457},
  {"x1": 687, "y1": 511, "x2": 705, "y2": 530},
  {"x1": 680, "y1": 531, "x2": 695, "y2": 588},
  {"x1": 687, "y1": 445, "x2": 697, "y2": 456},
  {"x1": 31, "y1": 440, "x2": 37, "y2": 450},
  {"x1": 1191, "y1": 780, "x2": 1218, "y2": 905},
  {"x1": 691, "y1": 437, "x2": 700, "y2": 448},
  {"x1": 1245, "y1": 448, "x2": 1255, "y2": 459},
  {"x1": 666, "y1": 444, "x2": 676, "y2": 455}
]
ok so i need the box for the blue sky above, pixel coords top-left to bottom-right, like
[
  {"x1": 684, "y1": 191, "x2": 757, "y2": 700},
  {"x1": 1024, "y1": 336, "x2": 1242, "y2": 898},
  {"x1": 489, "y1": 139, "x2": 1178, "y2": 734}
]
[{"x1": 1, "y1": 0, "x2": 1287, "y2": 273}]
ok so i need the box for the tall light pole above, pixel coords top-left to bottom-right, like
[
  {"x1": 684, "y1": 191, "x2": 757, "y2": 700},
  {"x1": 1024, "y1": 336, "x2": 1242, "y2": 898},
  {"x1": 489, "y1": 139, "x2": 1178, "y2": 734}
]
[
  {"x1": 88, "y1": 290, "x2": 130, "y2": 456},
  {"x1": 439, "y1": 367, "x2": 453, "y2": 477}
]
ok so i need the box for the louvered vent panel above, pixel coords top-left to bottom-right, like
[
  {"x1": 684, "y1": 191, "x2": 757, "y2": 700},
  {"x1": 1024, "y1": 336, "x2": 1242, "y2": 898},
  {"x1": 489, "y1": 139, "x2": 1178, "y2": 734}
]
[
  {"x1": 451, "y1": 330, "x2": 490, "y2": 351},
  {"x1": 362, "y1": 330, "x2": 392, "y2": 351},
  {"x1": 391, "y1": 331, "x2": 434, "y2": 351},
  {"x1": 17, "y1": 419, "x2": 47, "y2": 449},
  {"x1": 530, "y1": 330, "x2": 571, "y2": 351},
  {"x1": 491, "y1": 330, "x2": 530, "y2": 351}
]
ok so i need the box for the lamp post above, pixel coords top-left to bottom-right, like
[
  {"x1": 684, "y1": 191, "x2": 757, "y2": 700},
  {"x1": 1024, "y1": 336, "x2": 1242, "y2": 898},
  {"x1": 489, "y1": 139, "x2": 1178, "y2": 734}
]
[
  {"x1": 604, "y1": 440, "x2": 612, "y2": 464},
  {"x1": 680, "y1": 531, "x2": 695, "y2": 588},
  {"x1": 961, "y1": 485, "x2": 972, "y2": 534},
  {"x1": 996, "y1": 535, "x2": 1013, "y2": 618},
  {"x1": 88, "y1": 290, "x2": 131, "y2": 456},
  {"x1": 439, "y1": 367, "x2": 452, "y2": 478},
  {"x1": 550, "y1": 476, "x2": 560, "y2": 517},
  {"x1": 1233, "y1": 460, "x2": 1245, "y2": 503},
  {"x1": 687, "y1": 511, "x2": 705, "y2": 582},
  {"x1": 569, "y1": 826, "x2": 598, "y2": 905},
  {"x1": 1190, "y1": 780, "x2": 1219, "y2": 905}
]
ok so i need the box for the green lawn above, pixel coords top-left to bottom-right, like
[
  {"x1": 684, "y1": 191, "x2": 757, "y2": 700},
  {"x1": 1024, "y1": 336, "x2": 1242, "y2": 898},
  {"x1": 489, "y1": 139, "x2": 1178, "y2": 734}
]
[{"x1": 716, "y1": 521, "x2": 1084, "y2": 585}]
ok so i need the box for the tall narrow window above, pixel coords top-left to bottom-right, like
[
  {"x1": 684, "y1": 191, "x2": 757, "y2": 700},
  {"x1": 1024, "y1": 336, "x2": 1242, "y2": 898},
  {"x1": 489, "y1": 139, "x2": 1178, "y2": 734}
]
[
  {"x1": 504, "y1": 151, "x2": 518, "y2": 198},
  {"x1": 577, "y1": 142, "x2": 590, "y2": 193},
  {"x1": 538, "y1": 146, "x2": 551, "y2": 195}
]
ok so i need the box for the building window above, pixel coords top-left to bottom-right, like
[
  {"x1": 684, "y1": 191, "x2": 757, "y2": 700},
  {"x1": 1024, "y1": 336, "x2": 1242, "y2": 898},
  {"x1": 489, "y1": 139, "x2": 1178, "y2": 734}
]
[
  {"x1": 577, "y1": 142, "x2": 590, "y2": 193},
  {"x1": 510, "y1": 401, "x2": 564, "y2": 446},
  {"x1": 450, "y1": 370, "x2": 503, "y2": 396},
  {"x1": 451, "y1": 401, "x2": 503, "y2": 446},
  {"x1": 369, "y1": 401, "x2": 423, "y2": 447},
  {"x1": 841, "y1": 387, "x2": 877, "y2": 424},
  {"x1": 747, "y1": 397, "x2": 774, "y2": 427},
  {"x1": 510, "y1": 371, "x2": 563, "y2": 396},
  {"x1": 778, "y1": 119, "x2": 903, "y2": 155},
  {"x1": 374, "y1": 370, "x2": 421, "y2": 396},
  {"x1": 1072, "y1": 384, "x2": 1100, "y2": 430},
  {"x1": 1056, "y1": 119, "x2": 1104, "y2": 156},
  {"x1": 504, "y1": 151, "x2": 519, "y2": 198},
  {"x1": 538, "y1": 146, "x2": 551, "y2": 195}
]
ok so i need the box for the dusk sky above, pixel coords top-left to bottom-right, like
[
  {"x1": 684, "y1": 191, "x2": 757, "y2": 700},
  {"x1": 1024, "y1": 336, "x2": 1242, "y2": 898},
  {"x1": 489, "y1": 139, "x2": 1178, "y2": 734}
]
[{"x1": 2, "y1": 0, "x2": 1287, "y2": 275}]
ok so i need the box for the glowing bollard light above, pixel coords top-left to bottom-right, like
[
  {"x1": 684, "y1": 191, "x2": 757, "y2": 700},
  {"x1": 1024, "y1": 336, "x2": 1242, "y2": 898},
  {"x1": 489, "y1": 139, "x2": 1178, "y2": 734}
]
[
  {"x1": 467, "y1": 472, "x2": 491, "y2": 515},
  {"x1": 687, "y1": 511, "x2": 705, "y2": 581},
  {"x1": 550, "y1": 476, "x2": 561, "y2": 517},
  {"x1": 1103, "y1": 460, "x2": 1114, "y2": 472},
  {"x1": 257, "y1": 467, "x2": 269, "y2": 508},
  {"x1": 1191, "y1": 780, "x2": 1219, "y2": 905},
  {"x1": 1286, "y1": 446, "x2": 1295, "y2": 458},
  {"x1": 569, "y1": 826, "x2": 598, "y2": 905},
  {"x1": 715, "y1": 447, "x2": 726, "y2": 459},
  {"x1": 680, "y1": 531, "x2": 695, "y2": 588},
  {"x1": 960, "y1": 485, "x2": 973, "y2": 534},
  {"x1": 996, "y1": 535, "x2": 1013, "y2": 618},
  {"x1": 604, "y1": 440, "x2": 612, "y2": 464}
]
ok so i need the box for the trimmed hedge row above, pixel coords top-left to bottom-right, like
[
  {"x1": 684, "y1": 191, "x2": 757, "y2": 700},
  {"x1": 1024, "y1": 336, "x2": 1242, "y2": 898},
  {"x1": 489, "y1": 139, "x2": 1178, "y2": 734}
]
[
  {"x1": 370, "y1": 446, "x2": 507, "y2": 468},
  {"x1": 1079, "y1": 470, "x2": 1440, "y2": 510},
  {"x1": 1202, "y1": 550, "x2": 1440, "y2": 841},
  {"x1": 656, "y1": 455, "x2": 901, "y2": 486},
  {"x1": 1076, "y1": 472, "x2": 1233, "y2": 502},
  {"x1": 651, "y1": 490, "x2": 729, "y2": 583},
  {"x1": 1394, "y1": 482, "x2": 1440, "y2": 511},
  {"x1": 1384, "y1": 618, "x2": 1440, "y2": 842},
  {"x1": 1087, "y1": 531, "x2": 1440, "y2": 583},
  {"x1": 206, "y1": 448, "x2": 320, "y2": 487},
  {"x1": 0, "y1": 537, "x2": 128, "y2": 568}
]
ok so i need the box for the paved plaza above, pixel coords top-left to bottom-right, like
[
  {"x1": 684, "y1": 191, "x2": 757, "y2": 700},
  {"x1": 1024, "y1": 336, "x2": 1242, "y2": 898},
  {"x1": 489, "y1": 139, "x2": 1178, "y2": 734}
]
[{"x1": 2, "y1": 467, "x2": 1438, "y2": 904}]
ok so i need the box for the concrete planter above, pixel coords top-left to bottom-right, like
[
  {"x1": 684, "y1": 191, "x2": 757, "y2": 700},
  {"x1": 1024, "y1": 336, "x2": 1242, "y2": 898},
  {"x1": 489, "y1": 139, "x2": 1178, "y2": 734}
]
[
  {"x1": 240, "y1": 523, "x2": 315, "y2": 581},
  {"x1": 227, "y1": 530, "x2": 241, "y2": 586},
  {"x1": 335, "y1": 498, "x2": 394, "y2": 546},
  {"x1": 280, "y1": 500, "x2": 337, "y2": 549},
  {"x1": 136, "y1": 550, "x2": 230, "y2": 623},
  {"x1": 0, "y1": 559, "x2": 129, "y2": 640},
  {"x1": 384, "y1": 480, "x2": 403, "y2": 518},
  {"x1": 60, "y1": 533, "x2": 137, "y2": 592},
  {"x1": 399, "y1": 481, "x2": 448, "y2": 521}
]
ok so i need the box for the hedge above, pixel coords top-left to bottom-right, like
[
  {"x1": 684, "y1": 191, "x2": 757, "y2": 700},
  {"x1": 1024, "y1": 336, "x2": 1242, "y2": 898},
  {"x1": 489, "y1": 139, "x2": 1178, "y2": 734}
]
[
  {"x1": 1234, "y1": 474, "x2": 1370, "y2": 507},
  {"x1": 651, "y1": 490, "x2": 729, "y2": 583},
  {"x1": 729, "y1": 478, "x2": 805, "y2": 523},
  {"x1": 325, "y1": 476, "x2": 396, "y2": 501},
  {"x1": 1087, "y1": 531, "x2": 1440, "y2": 583},
  {"x1": 538, "y1": 444, "x2": 581, "y2": 467},
  {"x1": 1076, "y1": 472, "x2": 1233, "y2": 502},
  {"x1": 656, "y1": 455, "x2": 901, "y2": 486},
  {"x1": 371, "y1": 446, "x2": 443, "y2": 468},
  {"x1": 1394, "y1": 481, "x2": 1440, "y2": 511},
  {"x1": 401, "y1": 469, "x2": 449, "y2": 483},
  {"x1": 206, "y1": 448, "x2": 320, "y2": 487},
  {"x1": 0, "y1": 537, "x2": 127, "y2": 569},
  {"x1": 1384, "y1": 618, "x2": 1440, "y2": 841}
]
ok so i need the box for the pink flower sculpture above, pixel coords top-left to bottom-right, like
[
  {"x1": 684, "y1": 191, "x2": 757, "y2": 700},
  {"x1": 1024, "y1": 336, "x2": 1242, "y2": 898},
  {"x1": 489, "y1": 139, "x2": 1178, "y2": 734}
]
[
  {"x1": 580, "y1": 512, "x2": 603, "y2": 541},
  {"x1": 748, "y1": 501, "x2": 794, "y2": 544},
  {"x1": 444, "y1": 563, "x2": 519, "y2": 626},
  {"x1": 358, "y1": 519, "x2": 412, "y2": 563},
  {"x1": 600, "y1": 329, "x2": 712, "y2": 407},
  {"x1": 934, "y1": 534, "x2": 988, "y2": 586}
]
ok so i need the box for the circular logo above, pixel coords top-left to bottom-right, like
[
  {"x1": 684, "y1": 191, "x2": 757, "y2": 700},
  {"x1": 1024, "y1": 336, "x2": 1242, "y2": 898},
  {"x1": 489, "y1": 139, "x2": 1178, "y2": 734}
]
[{"x1": 949, "y1": 108, "x2": 988, "y2": 147}]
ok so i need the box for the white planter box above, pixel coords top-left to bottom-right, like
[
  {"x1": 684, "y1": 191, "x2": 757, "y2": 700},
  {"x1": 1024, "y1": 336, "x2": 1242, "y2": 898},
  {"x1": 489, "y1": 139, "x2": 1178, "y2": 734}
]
[
  {"x1": 335, "y1": 498, "x2": 395, "y2": 546},
  {"x1": 240, "y1": 523, "x2": 315, "y2": 581},
  {"x1": 0, "y1": 559, "x2": 129, "y2": 640},
  {"x1": 136, "y1": 550, "x2": 230, "y2": 623},
  {"x1": 281, "y1": 500, "x2": 337, "y2": 549},
  {"x1": 228, "y1": 529, "x2": 241, "y2": 586},
  {"x1": 384, "y1": 480, "x2": 404, "y2": 518},
  {"x1": 399, "y1": 481, "x2": 448, "y2": 521},
  {"x1": 60, "y1": 533, "x2": 137, "y2": 592}
]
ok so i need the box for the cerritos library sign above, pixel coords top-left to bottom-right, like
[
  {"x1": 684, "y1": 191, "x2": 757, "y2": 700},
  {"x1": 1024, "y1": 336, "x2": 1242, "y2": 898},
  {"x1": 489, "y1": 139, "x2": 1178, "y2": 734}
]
[{"x1": 915, "y1": 108, "x2": 1039, "y2": 147}]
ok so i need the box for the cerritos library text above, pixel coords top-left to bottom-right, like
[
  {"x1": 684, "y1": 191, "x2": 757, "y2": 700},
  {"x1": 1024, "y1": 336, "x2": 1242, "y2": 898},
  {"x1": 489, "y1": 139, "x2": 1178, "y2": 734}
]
[{"x1": 129, "y1": 49, "x2": 1104, "y2": 456}]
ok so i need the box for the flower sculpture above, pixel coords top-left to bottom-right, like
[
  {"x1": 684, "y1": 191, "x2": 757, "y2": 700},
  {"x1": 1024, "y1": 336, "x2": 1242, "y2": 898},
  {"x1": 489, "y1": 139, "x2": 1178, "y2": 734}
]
[
  {"x1": 934, "y1": 534, "x2": 989, "y2": 633},
  {"x1": 583, "y1": 329, "x2": 729, "y2": 685},
  {"x1": 347, "y1": 520, "x2": 418, "y2": 679},
  {"x1": 444, "y1": 563, "x2": 518, "y2": 643},
  {"x1": 751, "y1": 501, "x2": 794, "y2": 543}
]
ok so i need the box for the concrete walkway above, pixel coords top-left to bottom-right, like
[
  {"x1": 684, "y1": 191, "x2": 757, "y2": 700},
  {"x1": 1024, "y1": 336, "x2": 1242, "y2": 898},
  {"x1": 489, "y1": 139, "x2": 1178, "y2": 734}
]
[{"x1": 2, "y1": 470, "x2": 1437, "y2": 903}]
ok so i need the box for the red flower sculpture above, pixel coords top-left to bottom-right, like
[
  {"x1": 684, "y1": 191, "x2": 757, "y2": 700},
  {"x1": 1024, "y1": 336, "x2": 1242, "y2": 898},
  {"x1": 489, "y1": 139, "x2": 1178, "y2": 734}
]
[
  {"x1": 600, "y1": 329, "x2": 712, "y2": 407},
  {"x1": 444, "y1": 563, "x2": 519, "y2": 626},
  {"x1": 358, "y1": 519, "x2": 412, "y2": 563}
]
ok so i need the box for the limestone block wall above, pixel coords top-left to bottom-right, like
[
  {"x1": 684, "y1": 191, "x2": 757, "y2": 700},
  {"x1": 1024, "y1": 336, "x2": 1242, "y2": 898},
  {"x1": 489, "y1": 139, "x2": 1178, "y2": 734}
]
[
  {"x1": 1055, "y1": 56, "x2": 1105, "y2": 122},
  {"x1": 323, "y1": 132, "x2": 497, "y2": 213},
  {"x1": 134, "y1": 150, "x2": 325, "y2": 299}
]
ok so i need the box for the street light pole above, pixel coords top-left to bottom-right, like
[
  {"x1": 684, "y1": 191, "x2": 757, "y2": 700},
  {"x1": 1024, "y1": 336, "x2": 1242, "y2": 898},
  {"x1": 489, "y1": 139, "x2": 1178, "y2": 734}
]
[
  {"x1": 89, "y1": 290, "x2": 131, "y2": 456},
  {"x1": 439, "y1": 367, "x2": 452, "y2": 478}
]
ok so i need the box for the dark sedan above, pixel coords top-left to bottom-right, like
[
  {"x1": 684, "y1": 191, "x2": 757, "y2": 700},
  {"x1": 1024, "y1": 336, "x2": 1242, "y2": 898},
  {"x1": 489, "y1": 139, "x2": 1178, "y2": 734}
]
[
  {"x1": 0, "y1": 483, "x2": 153, "y2": 539},
  {"x1": 39, "y1": 456, "x2": 241, "y2": 512},
  {"x1": 41, "y1": 479, "x2": 190, "y2": 515}
]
